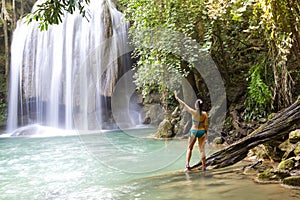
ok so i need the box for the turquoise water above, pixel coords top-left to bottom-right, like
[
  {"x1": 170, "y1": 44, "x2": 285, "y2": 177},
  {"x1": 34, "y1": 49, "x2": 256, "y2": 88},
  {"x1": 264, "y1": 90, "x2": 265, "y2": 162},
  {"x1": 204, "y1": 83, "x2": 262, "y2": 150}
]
[{"x1": 0, "y1": 128, "x2": 299, "y2": 199}]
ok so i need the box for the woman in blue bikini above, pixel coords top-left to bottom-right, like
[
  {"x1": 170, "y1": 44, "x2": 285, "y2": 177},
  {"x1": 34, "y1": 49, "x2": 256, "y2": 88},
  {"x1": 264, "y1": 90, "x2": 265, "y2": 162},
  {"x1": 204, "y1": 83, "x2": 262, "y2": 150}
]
[{"x1": 174, "y1": 91, "x2": 208, "y2": 171}]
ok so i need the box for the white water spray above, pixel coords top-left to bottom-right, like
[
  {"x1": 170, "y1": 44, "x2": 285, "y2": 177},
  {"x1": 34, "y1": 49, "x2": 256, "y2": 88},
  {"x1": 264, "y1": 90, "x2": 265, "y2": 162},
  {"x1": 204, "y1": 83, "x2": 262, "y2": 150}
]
[{"x1": 7, "y1": 0, "x2": 134, "y2": 132}]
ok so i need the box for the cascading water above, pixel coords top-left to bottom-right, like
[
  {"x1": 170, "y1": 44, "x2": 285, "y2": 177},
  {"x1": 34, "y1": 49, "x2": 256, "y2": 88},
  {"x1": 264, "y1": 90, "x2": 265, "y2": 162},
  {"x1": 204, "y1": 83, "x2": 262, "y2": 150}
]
[{"x1": 7, "y1": 0, "x2": 136, "y2": 133}]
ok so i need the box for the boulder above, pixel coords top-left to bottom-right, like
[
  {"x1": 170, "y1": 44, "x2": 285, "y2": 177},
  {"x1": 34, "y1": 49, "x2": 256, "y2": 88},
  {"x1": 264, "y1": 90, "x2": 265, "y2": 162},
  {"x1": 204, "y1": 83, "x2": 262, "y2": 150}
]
[
  {"x1": 155, "y1": 119, "x2": 174, "y2": 138},
  {"x1": 278, "y1": 140, "x2": 292, "y2": 152},
  {"x1": 143, "y1": 104, "x2": 164, "y2": 125},
  {"x1": 289, "y1": 129, "x2": 300, "y2": 144},
  {"x1": 257, "y1": 168, "x2": 290, "y2": 182},
  {"x1": 263, "y1": 144, "x2": 284, "y2": 162},
  {"x1": 278, "y1": 157, "x2": 296, "y2": 170},
  {"x1": 295, "y1": 146, "x2": 300, "y2": 156},
  {"x1": 171, "y1": 106, "x2": 181, "y2": 117},
  {"x1": 282, "y1": 176, "x2": 300, "y2": 187},
  {"x1": 212, "y1": 137, "x2": 224, "y2": 145}
]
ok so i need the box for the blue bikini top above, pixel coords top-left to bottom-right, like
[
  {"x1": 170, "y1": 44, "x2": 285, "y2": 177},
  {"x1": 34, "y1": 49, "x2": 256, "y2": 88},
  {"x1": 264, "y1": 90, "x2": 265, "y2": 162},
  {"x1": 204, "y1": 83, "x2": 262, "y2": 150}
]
[{"x1": 192, "y1": 118, "x2": 203, "y2": 128}]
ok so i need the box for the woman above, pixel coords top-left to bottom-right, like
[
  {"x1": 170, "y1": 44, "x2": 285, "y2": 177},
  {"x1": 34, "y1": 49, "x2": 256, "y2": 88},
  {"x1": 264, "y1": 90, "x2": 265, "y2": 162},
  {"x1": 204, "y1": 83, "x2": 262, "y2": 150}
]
[{"x1": 174, "y1": 91, "x2": 208, "y2": 171}]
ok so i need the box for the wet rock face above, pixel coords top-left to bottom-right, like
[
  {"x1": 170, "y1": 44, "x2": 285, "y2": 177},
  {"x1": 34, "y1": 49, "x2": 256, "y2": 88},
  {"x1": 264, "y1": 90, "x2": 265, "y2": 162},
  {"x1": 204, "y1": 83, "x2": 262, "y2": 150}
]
[
  {"x1": 143, "y1": 104, "x2": 164, "y2": 125},
  {"x1": 140, "y1": 92, "x2": 164, "y2": 126},
  {"x1": 101, "y1": 1, "x2": 113, "y2": 39}
]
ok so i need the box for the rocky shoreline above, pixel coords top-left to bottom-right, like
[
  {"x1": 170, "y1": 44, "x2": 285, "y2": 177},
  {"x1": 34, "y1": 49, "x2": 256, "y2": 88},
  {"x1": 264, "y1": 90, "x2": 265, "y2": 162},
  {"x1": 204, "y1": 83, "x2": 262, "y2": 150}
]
[{"x1": 235, "y1": 129, "x2": 300, "y2": 188}]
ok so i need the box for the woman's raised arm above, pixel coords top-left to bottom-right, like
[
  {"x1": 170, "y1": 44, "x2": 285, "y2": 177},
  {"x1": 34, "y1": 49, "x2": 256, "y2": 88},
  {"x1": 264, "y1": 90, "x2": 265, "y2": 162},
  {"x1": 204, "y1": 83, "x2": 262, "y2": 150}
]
[{"x1": 174, "y1": 91, "x2": 194, "y2": 114}]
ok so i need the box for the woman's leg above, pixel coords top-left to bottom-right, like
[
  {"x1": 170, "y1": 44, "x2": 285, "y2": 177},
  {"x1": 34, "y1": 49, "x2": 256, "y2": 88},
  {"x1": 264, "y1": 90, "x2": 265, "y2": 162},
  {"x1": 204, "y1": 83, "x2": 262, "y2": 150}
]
[
  {"x1": 198, "y1": 134, "x2": 207, "y2": 170},
  {"x1": 186, "y1": 134, "x2": 197, "y2": 169}
]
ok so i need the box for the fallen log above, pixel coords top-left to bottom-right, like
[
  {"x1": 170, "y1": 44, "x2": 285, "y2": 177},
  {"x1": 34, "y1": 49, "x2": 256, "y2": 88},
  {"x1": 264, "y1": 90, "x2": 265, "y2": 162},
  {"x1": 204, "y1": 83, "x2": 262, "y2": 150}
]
[{"x1": 191, "y1": 96, "x2": 300, "y2": 169}]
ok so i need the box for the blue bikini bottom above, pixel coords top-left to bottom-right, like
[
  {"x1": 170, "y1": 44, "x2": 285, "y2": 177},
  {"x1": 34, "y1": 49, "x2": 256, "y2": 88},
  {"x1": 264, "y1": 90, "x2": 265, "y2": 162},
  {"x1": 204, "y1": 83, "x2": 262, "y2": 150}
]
[{"x1": 190, "y1": 129, "x2": 206, "y2": 138}]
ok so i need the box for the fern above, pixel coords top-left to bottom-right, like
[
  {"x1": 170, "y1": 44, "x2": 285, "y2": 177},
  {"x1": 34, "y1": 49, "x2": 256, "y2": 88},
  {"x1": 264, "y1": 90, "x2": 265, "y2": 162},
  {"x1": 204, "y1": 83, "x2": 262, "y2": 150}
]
[{"x1": 243, "y1": 62, "x2": 272, "y2": 121}]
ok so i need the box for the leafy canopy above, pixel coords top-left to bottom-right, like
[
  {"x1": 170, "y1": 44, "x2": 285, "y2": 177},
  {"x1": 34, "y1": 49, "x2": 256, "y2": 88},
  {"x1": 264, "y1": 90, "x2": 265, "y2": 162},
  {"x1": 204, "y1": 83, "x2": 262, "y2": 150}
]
[
  {"x1": 26, "y1": 0, "x2": 90, "y2": 30},
  {"x1": 120, "y1": 0, "x2": 207, "y2": 99}
]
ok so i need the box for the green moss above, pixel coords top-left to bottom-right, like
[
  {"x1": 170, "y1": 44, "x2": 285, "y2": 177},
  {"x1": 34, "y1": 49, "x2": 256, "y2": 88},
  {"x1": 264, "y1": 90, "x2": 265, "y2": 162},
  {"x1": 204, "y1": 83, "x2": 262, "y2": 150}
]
[
  {"x1": 289, "y1": 130, "x2": 300, "y2": 144},
  {"x1": 213, "y1": 137, "x2": 224, "y2": 145},
  {"x1": 282, "y1": 176, "x2": 300, "y2": 187},
  {"x1": 278, "y1": 158, "x2": 295, "y2": 170},
  {"x1": 258, "y1": 169, "x2": 276, "y2": 181},
  {"x1": 267, "y1": 113, "x2": 277, "y2": 120},
  {"x1": 294, "y1": 147, "x2": 300, "y2": 156},
  {"x1": 258, "y1": 168, "x2": 290, "y2": 181}
]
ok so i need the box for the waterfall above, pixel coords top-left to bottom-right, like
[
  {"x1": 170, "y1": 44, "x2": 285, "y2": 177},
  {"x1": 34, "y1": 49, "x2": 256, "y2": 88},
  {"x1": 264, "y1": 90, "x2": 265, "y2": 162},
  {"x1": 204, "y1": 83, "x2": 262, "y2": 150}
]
[{"x1": 7, "y1": 0, "x2": 135, "y2": 132}]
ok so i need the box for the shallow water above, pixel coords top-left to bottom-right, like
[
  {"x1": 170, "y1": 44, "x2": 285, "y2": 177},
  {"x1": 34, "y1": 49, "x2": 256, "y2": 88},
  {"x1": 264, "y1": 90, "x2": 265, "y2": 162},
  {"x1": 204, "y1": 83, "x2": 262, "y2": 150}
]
[{"x1": 0, "y1": 128, "x2": 299, "y2": 199}]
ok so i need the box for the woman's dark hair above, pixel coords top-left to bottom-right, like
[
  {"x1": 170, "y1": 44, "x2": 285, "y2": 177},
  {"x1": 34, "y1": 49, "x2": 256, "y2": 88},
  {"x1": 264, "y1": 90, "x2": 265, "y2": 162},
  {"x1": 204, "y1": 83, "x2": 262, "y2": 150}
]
[{"x1": 196, "y1": 99, "x2": 203, "y2": 116}]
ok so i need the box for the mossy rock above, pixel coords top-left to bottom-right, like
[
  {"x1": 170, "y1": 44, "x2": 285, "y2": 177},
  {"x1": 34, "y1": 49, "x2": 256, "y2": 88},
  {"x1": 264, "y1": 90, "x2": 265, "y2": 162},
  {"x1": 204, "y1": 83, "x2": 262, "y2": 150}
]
[
  {"x1": 289, "y1": 130, "x2": 300, "y2": 144},
  {"x1": 212, "y1": 137, "x2": 224, "y2": 145},
  {"x1": 250, "y1": 146, "x2": 269, "y2": 160},
  {"x1": 263, "y1": 144, "x2": 285, "y2": 162},
  {"x1": 278, "y1": 140, "x2": 291, "y2": 152},
  {"x1": 258, "y1": 168, "x2": 290, "y2": 181},
  {"x1": 282, "y1": 176, "x2": 300, "y2": 187},
  {"x1": 295, "y1": 146, "x2": 300, "y2": 156},
  {"x1": 155, "y1": 119, "x2": 174, "y2": 138},
  {"x1": 278, "y1": 158, "x2": 295, "y2": 170}
]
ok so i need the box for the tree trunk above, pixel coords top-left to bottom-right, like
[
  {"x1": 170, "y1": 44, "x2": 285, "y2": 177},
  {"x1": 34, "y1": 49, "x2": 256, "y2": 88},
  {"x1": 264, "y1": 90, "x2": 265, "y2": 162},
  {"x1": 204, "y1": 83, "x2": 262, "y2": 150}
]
[
  {"x1": 1, "y1": 0, "x2": 10, "y2": 93},
  {"x1": 191, "y1": 96, "x2": 300, "y2": 169},
  {"x1": 20, "y1": 0, "x2": 24, "y2": 17},
  {"x1": 12, "y1": 0, "x2": 16, "y2": 29}
]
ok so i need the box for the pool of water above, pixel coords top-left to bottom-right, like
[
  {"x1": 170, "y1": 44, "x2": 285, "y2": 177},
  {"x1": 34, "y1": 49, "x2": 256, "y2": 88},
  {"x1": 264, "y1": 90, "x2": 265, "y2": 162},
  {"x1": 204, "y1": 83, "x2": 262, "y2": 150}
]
[{"x1": 0, "y1": 127, "x2": 299, "y2": 199}]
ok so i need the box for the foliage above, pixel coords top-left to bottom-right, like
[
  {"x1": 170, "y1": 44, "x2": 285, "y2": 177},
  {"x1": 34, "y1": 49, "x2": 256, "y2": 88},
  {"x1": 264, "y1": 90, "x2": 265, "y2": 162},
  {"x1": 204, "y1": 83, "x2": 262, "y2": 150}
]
[
  {"x1": 119, "y1": 0, "x2": 207, "y2": 107},
  {"x1": 26, "y1": 0, "x2": 90, "y2": 30},
  {"x1": 133, "y1": 52, "x2": 182, "y2": 98},
  {"x1": 204, "y1": 0, "x2": 299, "y2": 117},
  {"x1": 248, "y1": 0, "x2": 298, "y2": 109},
  {"x1": 243, "y1": 61, "x2": 272, "y2": 120},
  {"x1": 0, "y1": 103, "x2": 7, "y2": 124},
  {"x1": 118, "y1": 0, "x2": 300, "y2": 116}
]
